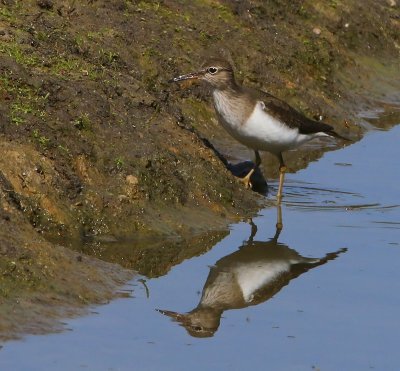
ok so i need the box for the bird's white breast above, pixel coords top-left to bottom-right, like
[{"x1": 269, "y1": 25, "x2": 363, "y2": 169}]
[{"x1": 213, "y1": 90, "x2": 244, "y2": 134}]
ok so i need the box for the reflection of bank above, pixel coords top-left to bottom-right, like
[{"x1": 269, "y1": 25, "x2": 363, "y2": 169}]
[{"x1": 158, "y1": 206, "x2": 346, "y2": 338}]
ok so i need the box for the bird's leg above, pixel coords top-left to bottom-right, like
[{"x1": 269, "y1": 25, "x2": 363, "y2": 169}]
[
  {"x1": 248, "y1": 219, "x2": 258, "y2": 242},
  {"x1": 241, "y1": 150, "x2": 261, "y2": 189},
  {"x1": 276, "y1": 204, "x2": 283, "y2": 234},
  {"x1": 272, "y1": 204, "x2": 283, "y2": 242},
  {"x1": 277, "y1": 153, "x2": 286, "y2": 203}
]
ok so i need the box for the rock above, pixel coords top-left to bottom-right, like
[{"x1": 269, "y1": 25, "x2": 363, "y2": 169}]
[
  {"x1": 0, "y1": 29, "x2": 13, "y2": 42},
  {"x1": 313, "y1": 27, "x2": 321, "y2": 36},
  {"x1": 126, "y1": 175, "x2": 138, "y2": 185},
  {"x1": 36, "y1": 0, "x2": 53, "y2": 10},
  {"x1": 118, "y1": 194, "x2": 129, "y2": 203}
]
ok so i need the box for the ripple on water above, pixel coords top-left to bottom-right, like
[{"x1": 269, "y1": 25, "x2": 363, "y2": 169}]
[{"x1": 267, "y1": 180, "x2": 400, "y2": 213}]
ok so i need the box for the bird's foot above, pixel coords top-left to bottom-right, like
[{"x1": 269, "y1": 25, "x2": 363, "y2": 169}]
[
  {"x1": 240, "y1": 175, "x2": 252, "y2": 189},
  {"x1": 240, "y1": 169, "x2": 254, "y2": 189}
]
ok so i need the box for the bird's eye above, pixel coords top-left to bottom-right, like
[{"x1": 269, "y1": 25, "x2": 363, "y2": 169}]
[{"x1": 207, "y1": 67, "x2": 218, "y2": 74}]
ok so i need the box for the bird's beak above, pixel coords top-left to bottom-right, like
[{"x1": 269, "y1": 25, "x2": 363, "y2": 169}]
[
  {"x1": 168, "y1": 70, "x2": 203, "y2": 83},
  {"x1": 156, "y1": 308, "x2": 186, "y2": 321}
]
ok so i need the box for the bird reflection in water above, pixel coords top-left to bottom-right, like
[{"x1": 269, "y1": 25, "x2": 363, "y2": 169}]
[{"x1": 157, "y1": 206, "x2": 346, "y2": 337}]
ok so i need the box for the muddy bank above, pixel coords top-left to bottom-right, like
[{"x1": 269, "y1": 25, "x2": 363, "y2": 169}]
[
  {"x1": 0, "y1": 201, "x2": 133, "y2": 341},
  {"x1": 0, "y1": 0, "x2": 399, "y2": 340}
]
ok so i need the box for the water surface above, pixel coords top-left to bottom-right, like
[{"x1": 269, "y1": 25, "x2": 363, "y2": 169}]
[{"x1": 2, "y1": 126, "x2": 400, "y2": 371}]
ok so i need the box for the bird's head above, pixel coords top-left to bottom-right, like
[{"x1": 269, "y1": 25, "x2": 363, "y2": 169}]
[
  {"x1": 169, "y1": 58, "x2": 235, "y2": 90},
  {"x1": 156, "y1": 306, "x2": 222, "y2": 338}
]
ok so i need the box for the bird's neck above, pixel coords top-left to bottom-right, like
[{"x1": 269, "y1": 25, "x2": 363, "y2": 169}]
[
  {"x1": 212, "y1": 80, "x2": 244, "y2": 107},
  {"x1": 214, "y1": 78, "x2": 241, "y2": 95}
]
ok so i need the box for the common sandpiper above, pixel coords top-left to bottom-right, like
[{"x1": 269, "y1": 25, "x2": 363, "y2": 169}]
[{"x1": 169, "y1": 58, "x2": 348, "y2": 202}]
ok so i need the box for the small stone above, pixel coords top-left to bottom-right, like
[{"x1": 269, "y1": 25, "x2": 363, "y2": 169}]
[
  {"x1": 0, "y1": 29, "x2": 12, "y2": 42},
  {"x1": 312, "y1": 27, "x2": 321, "y2": 36},
  {"x1": 118, "y1": 194, "x2": 129, "y2": 203},
  {"x1": 386, "y1": 0, "x2": 396, "y2": 7},
  {"x1": 37, "y1": 0, "x2": 53, "y2": 9},
  {"x1": 126, "y1": 175, "x2": 138, "y2": 185}
]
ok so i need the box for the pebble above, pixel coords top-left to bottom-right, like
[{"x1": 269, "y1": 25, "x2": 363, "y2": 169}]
[
  {"x1": 126, "y1": 175, "x2": 138, "y2": 185},
  {"x1": 36, "y1": 0, "x2": 53, "y2": 9},
  {"x1": 313, "y1": 27, "x2": 321, "y2": 36},
  {"x1": 118, "y1": 194, "x2": 129, "y2": 203},
  {"x1": 0, "y1": 28, "x2": 13, "y2": 41}
]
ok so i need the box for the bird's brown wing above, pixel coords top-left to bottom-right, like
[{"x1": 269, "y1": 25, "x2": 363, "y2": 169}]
[{"x1": 245, "y1": 87, "x2": 336, "y2": 135}]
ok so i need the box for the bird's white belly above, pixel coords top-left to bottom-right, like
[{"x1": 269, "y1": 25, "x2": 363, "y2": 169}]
[
  {"x1": 234, "y1": 261, "x2": 290, "y2": 302},
  {"x1": 241, "y1": 103, "x2": 314, "y2": 153},
  {"x1": 214, "y1": 97, "x2": 325, "y2": 154}
]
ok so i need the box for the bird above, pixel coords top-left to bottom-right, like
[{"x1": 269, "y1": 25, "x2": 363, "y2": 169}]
[
  {"x1": 169, "y1": 58, "x2": 349, "y2": 202},
  {"x1": 158, "y1": 211, "x2": 346, "y2": 337}
]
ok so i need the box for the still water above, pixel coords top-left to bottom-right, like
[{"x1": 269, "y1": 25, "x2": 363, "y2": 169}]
[{"x1": 2, "y1": 125, "x2": 400, "y2": 370}]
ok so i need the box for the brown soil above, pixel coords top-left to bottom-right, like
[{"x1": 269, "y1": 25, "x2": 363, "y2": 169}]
[{"x1": 0, "y1": 0, "x2": 399, "y2": 340}]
